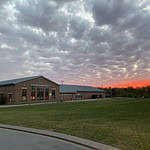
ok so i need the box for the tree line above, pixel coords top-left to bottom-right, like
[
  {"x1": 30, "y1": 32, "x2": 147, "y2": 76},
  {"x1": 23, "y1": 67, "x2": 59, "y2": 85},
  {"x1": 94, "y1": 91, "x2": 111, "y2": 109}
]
[{"x1": 103, "y1": 86, "x2": 150, "y2": 98}]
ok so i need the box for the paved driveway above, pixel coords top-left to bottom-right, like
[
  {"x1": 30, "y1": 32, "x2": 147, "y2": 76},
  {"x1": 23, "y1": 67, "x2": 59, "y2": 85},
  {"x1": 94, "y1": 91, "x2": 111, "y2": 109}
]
[{"x1": 0, "y1": 128, "x2": 91, "y2": 150}]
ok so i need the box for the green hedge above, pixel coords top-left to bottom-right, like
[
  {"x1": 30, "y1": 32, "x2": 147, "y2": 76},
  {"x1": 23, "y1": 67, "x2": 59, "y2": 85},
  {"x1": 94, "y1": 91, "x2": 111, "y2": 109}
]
[{"x1": 0, "y1": 96, "x2": 6, "y2": 105}]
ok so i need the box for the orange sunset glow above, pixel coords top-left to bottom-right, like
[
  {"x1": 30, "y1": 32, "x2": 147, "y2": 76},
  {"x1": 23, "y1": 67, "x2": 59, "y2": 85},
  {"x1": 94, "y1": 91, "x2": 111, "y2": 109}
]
[{"x1": 103, "y1": 80, "x2": 150, "y2": 88}]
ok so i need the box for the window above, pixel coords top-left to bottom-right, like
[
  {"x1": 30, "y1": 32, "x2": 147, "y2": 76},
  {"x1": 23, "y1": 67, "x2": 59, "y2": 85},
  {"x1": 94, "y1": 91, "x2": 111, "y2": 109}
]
[
  {"x1": 22, "y1": 88, "x2": 27, "y2": 101},
  {"x1": 22, "y1": 89, "x2": 27, "y2": 97},
  {"x1": 52, "y1": 90, "x2": 56, "y2": 98},
  {"x1": 38, "y1": 79, "x2": 42, "y2": 84},
  {"x1": 45, "y1": 87, "x2": 49, "y2": 100},
  {"x1": 37, "y1": 88, "x2": 40, "y2": 100},
  {"x1": 31, "y1": 86, "x2": 36, "y2": 100},
  {"x1": 37, "y1": 87, "x2": 44, "y2": 100},
  {"x1": 8, "y1": 94, "x2": 12, "y2": 102},
  {"x1": 75, "y1": 94, "x2": 82, "y2": 99}
]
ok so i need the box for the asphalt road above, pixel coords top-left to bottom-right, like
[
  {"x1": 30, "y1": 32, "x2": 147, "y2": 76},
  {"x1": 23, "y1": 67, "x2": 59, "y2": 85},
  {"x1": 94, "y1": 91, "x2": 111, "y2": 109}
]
[{"x1": 0, "y1": 128, "x2": 91, "y2": 150}]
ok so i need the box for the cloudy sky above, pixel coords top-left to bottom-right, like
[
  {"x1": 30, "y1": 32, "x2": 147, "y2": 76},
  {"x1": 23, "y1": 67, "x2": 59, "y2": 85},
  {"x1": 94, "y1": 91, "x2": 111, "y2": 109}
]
[{"x1": 0, "y1": 0, "x2": 150, "y2": 87}]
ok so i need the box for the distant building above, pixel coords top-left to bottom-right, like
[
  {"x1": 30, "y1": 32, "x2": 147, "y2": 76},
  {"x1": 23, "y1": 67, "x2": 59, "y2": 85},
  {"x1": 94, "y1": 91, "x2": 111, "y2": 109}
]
[
  {"x1": 0, "y1": 76, "x2": 59, "y2": 105},
  {"x1": 60, "y1": 85, "x2": 105, "y2": 101}
]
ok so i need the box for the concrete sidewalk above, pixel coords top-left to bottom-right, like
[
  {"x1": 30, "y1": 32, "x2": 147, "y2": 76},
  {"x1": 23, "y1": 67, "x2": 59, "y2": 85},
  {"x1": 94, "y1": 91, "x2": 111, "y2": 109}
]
[
  {"x1": 0, "y1": 124, "x2": 120, "y2": 150},
  {"x1": 0, "y1": 99, "x2": 103, "y2": 108}
]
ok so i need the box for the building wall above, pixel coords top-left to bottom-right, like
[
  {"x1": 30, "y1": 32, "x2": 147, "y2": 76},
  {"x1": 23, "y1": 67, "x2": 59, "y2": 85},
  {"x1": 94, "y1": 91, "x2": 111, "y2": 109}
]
[
  {"x1": 0, "y1": 85, "x2": 16, "y2": 104},
  {"x1": 0, "y1": 76, "x2": 59, "y2": 104},
  {"x1": 61, "y1": 93, "x2": 75, "y2": 101},
  {"x1": 61, "y1": 91, "x2": 105, "y2": 101},
  {"x1": 78, "y1": 91, "x2": 105, "y2": 99}
]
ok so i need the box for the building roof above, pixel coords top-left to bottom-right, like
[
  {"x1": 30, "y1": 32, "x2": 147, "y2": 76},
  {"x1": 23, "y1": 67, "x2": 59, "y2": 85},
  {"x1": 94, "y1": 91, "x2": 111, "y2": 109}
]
[
  {"x1": 0, "y1": 76, "x2": 41, "y2": 86},
  {"x1": 60, "y1": 85, "x2": 104, "y2": 93}
]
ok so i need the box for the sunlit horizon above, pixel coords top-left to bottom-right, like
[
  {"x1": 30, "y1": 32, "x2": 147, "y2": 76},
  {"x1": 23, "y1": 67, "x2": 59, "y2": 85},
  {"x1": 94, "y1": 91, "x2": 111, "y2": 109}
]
[{"x1": 97, "y1": 80, "x2": 150, "y2": 88}]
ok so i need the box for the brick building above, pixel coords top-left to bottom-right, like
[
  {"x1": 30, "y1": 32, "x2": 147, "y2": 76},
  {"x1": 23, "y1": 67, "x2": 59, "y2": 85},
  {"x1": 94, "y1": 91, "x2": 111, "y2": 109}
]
[
  {"x1": 60, "y1": 85, "x2": 105, "y2": 101},
  {"x1": 0, "y1": 76, "x2": 59, "y2": 104}
]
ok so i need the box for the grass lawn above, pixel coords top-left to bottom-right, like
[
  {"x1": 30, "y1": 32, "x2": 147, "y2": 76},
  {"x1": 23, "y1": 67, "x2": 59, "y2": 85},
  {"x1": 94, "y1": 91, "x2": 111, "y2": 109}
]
[{"x1": 0, "y1": 98, "x2": 150, "y2": 150}]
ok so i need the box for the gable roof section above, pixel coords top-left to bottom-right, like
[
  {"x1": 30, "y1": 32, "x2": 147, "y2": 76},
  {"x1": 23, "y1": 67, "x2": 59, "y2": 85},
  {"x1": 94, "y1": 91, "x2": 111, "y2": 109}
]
[
  {"x1": 0, "y1": 76, "x2": 41, "y2": 86},
  {"x1": 60, "y1": 85, "x2": 104, "y2": 93},
  {"x1": 41, "y1": 76, "x2": 59, "y2": 86}
]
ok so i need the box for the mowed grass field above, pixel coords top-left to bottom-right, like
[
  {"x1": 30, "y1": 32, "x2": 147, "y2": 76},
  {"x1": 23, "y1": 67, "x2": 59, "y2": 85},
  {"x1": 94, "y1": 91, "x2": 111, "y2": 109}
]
[{"x1": 0, "y1": 98, "x2": 150, "y2": 150}]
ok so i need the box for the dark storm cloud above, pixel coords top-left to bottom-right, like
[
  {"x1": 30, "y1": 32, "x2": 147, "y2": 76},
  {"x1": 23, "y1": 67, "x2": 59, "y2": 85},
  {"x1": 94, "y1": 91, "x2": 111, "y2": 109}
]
[
  {"x1": 0, "y1": 0, "x2": 150, "y2": 86},
  {"x1": 0, "y1": 0, "x2": 9, "y2": 6},
  {"x1": 89, "y1": 26, "x2": 111, "y2": 43},
  {"x1": 69, "y1": 16, "x2": 90, "y2": 39},
  {"x1": 16, "y1": 0, "x2": 68, "y2": 32},
  {"x1": 92, "y1": 0, "x2": 137, "y2": 26}
]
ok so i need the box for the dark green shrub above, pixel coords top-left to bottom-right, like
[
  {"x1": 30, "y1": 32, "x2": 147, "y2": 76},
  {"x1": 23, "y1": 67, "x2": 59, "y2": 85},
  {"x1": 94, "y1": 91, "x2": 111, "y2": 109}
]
[{"x1": 0, "y1": 96, "x2": 6, "y2": 105}]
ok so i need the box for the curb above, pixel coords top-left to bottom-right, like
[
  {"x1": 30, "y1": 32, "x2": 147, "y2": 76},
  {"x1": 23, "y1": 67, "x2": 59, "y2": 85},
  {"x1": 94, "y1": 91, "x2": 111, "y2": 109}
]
[{"x1": 0, "y1": 124, "x2": 120, "y2": 150}]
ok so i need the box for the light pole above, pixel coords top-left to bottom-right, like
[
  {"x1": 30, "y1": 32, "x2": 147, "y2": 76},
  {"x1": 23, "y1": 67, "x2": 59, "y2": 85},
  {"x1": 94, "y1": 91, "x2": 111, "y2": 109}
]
[
  {"x1": 61, "y1": 80, "x2": 64, "y2": 102},
  {"x1": 61, "y1": 80, "x2": 64, "y2": 85}
]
